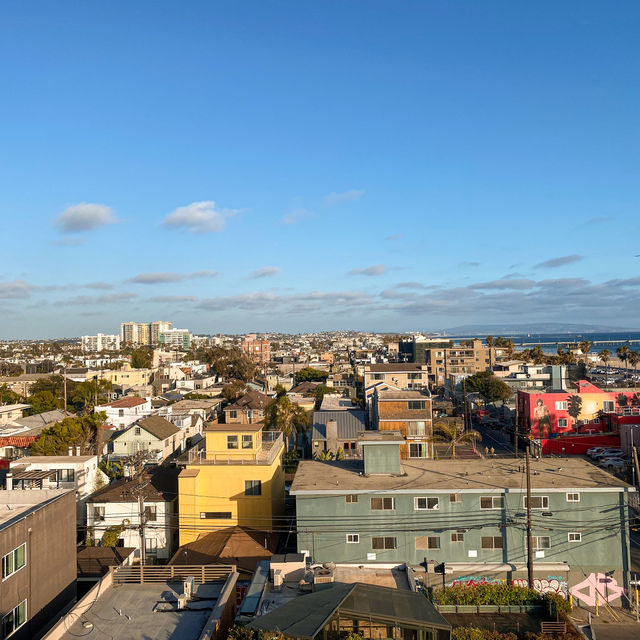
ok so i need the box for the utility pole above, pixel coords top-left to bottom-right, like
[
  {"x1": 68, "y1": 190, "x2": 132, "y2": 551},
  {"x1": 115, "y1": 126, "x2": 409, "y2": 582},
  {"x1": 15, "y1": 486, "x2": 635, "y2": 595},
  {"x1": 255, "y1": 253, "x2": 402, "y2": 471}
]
[
  {"x1": 139, "y1": 492, "x2": 147, "y2": 566},
  {"x1": 63, "y1": 367, "x2": 68, "y2": 417},
  {"x1": 525, "y1": 445, "x2": 534, "y2": 588}
]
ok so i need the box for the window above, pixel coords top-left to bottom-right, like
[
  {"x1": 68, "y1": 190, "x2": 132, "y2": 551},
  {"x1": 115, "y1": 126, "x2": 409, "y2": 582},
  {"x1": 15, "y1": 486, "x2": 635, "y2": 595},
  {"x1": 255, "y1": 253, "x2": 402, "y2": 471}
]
[
  {"x1": 57, "y1": 469, "x2": 75, "y2": 483},
  {"x1": 451, "y1": 530, "x2": 465, "y2": 542},
  {"x1": 242, "y1": 435, "x2": 253, "y2": 449},
  {"x1": 408, "y1": 421, "x2": 428, "y2": 436},
  {"x1": 228, "y1": 410, "x2": 238, "y2": 419},
  {"x1": 524, "y1": 496, "x2": 549, "y2": 510},
  {"x1": 408, "y1": 373, "x2": 422, "y2": 380},
  {"x1": 119, "y1": 409, "x2": 125, "y2": 417},
  {"x1": 245, "y1": 480, "x2": 262, "y2": 496},
  {"x1": 481, "y1": 536, "x2": 503, "y2": 549},
  {"x1": 555, "y1": 401, "x2": 567, "y2": 411},
  {"x1": 531, "y1": 536, "x2": 551, "y2": 549},
  {"x1": 227, "y1": 435, "x2": 238, "y2": 449},
  {"x1": 345, "y1": 494, "x2": 358, "y2": 503},
  {"x1": 415, "y1": 536, "x2": 440, "y2": 550},
  {"x1": 408, "y1": 401, "x2": 426, "y2": 410},
  {"x1": 134, "y1": 427, "x2": 141, "y2": 436},
  {"x1": 372, "y1": 537, "x2": 396, "y2": 550},
  {"x1": 568, "y1": 532, "x2": 582, "y2": 543},
  {"x1": 144, "y1": 506, "x2": 157, "y2": 522},
  {"x1": 409, "y1": 443, "x2": 428, "y2": 458},
  {"x1": 593, "y1": 418, "x2": 600, "y2": 424},
  {"x1": 371, "y1": 497, "x2": 394, "y2": 510},
  {"x1": 566, "y1": 493, "x2": 580, "y2": 502},
  {"x1": 414, "y1": 497, "x2": 439, "y2": 510},
  {"x1": 558, "y1": 418, "x2": 568, "y2": 428},
  {"x1": 93, "y1": 506, "x2": 105, "y2": 522},
  {"x1": 450, "y1": 493, "x2": 462, "y2": 503},
  {"x1": 200, "y1": 512, "x2": 232, "y2": 519},
  {"x1": 371, "y1": 373, "x2": 384, "y2": 381},
  {"x1": 602, "y1": 400, "x2": 614, "y2": 413},
  {"x1": 164, "y1": 439, "x2": 169, "y2": 447},
  {"x1": 346, "y1": 534, "x2": 360, "y2": 544},
  {"x1": 2, "y1": 600, "x2": 26, "y2": 637},
  {"x1": 2, "y1": 544, "x2": 26, "y2": 580},
  {"x1": 480, "y1": 496, "x2": 504, "y2": 509}
]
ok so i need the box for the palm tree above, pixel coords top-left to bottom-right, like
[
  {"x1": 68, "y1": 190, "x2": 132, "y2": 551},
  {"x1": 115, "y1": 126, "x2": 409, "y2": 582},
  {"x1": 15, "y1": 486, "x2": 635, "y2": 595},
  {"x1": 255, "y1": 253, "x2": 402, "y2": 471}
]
[
  {"x1": 617, "y1": 345, "x2": 630, "y2": 384},
  {"x1": 628, "y1": 350, "x2": 639, "y2": 389},
  {"x1": 600, "y1": 349, "x2": 611, "y2": 386},
  {"x1": 579, "y1": 341, "x2": 592, "y2": 370},
  {"x1": 426, "y1": 421, "x2": 481, "y2": 459},
  {"x1": 264, "y1": 395, "x2": 309, "y2": 451}
]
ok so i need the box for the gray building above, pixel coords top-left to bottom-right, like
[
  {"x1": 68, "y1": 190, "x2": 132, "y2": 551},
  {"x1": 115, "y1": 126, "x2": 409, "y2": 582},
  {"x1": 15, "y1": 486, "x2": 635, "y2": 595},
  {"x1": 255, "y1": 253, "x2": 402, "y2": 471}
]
[
  {"x1": 292, "y1": 432, "x2": 634, "y2": 606},
  {"x1": 309, "y1": 410, "x2": 366, "y2": 458}
]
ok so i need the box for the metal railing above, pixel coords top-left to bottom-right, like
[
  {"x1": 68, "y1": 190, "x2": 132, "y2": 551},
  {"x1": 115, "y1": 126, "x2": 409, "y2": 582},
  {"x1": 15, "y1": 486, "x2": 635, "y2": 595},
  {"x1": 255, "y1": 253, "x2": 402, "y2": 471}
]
[{"x1": 187, "y1": 432, "x2": 283, "y2": 465}]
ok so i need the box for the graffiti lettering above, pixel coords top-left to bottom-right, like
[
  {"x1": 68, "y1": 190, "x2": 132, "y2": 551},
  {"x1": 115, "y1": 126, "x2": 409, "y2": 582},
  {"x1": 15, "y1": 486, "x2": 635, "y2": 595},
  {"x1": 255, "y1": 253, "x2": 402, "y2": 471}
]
[
  {"x1": 450, "y1": 575, "x2": 504, "y2": 587},
  {"x1": 512, "y1": 577, "x2": 568, "y2": 598},
  {"x1": 569, "y1": 573, "x2": 624, "y2": 606}
]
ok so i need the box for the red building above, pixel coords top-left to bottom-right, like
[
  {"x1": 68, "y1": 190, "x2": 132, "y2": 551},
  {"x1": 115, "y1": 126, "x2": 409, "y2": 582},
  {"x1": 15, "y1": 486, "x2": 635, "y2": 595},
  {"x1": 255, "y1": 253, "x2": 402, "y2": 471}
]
[
  {"x1": 240, "y1": 334, "x2": 271, "y2": 365},
  {"x1": 517, "y1": 381, "x2": 640, "y2": 448}
]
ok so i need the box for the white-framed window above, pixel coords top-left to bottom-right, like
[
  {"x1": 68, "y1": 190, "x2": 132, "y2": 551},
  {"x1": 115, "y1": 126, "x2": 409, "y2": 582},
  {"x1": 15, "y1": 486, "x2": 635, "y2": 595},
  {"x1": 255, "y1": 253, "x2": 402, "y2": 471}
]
[
  {"x1": 524, "y1": 496, "x2": 549, "y2": 509},
  {"x1": 242, "y1": 435, "x2": 253, "y2": 449},
  {"x1": 346, "y1": 534, "x2": 359, "y2": 544},
  {"x1": 93, "y1": 506, "x2": 105, "y2": 522},
  {"x1": 57, "y1": 469, "x2": 75, "y2": 483},
  {"x1": 414, "y1": 497, "x2": 439, "y2": 510},
  {"x1": 228, "y1": 410, "x2": 238, "y2": 419},
  {"x1": 530, "y1": 536, "x2": 551, "y2": 549},
  {"x1": 134, "y1": 427, "x2": 141, "y2": 436},
  {"x1": 450, "y1": 493, "x2": 462, "y2": 503},
  {"x1": 409, "y1": 443, "x2": 428, "y2": 458},
  {"x1": 1, "y1": 599, "x2": 26, "y2": 637},
  {"x1": 558, "y1": 418, "x2": 568, "y2": 428},
  {"x1": 408, "y1": 421, "x2": 428, "y2": 436},
  {"x1": 227, "y1": 435, "x2": 238, "y2": 449},
  {"x1": 372, "y1": 536, "x2": 396, "y2": 550},
  {"x1": 345, "y1": 494, "x2": 358, "y2": 503},
  {"x1": 451, "y1": 530, "x2": 465, "y2": 542},
  {"x1": 371, "y1": 373, "x2": 384, "y2": 381},
  {"x1": 566, "y1": 493, "x2": 580, "y2": 502},
  {"x1": 555, "y1": 401, "x2": 567, "y2": 411},
  {"x1": 480, "y1": 496, "x2": 504, "y2": 509},
  {"x1": 408, "y1": 400, "x2": 426, "y2": 410},
  {"x1": 603, "y1": 401, "x2": 615, "y2": 413},
  {"x1": 2, "y1": 544, "x2": 26, "y2": 580},
  {"x1": 371, "y1": 497, "x2": 394, "y2": 510},
  {"x1": 568, "y1": 532, "x2": 582, "y2": 543}
]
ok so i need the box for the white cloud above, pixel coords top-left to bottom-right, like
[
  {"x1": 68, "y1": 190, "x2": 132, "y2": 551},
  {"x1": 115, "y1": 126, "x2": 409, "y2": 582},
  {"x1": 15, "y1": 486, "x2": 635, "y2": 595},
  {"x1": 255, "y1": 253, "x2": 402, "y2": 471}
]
[
  {"x1": 0, "y1": 279, "x2": 32, "y2": 299},
  {"x1": 348, "y1": 264, "x2": 387, "y2": 276},
  {"x1": 54, "y1": 203, "x2": 117, "y2": 233},
  {"x1": 162, "y1": 201, "x2": 239, "y2": 233},
  {"x1": 324, "y1": 189, "x2": 365, "y2": 205},
  {"x1": 249, "y1": 267, "x2": 281, "y2": 279},
  {"x1": 281, "y1": 208, "x2": 313, "y2": 225},
  {"x1": 128, "y1": 270, "x2": 219, "y2": 284}
]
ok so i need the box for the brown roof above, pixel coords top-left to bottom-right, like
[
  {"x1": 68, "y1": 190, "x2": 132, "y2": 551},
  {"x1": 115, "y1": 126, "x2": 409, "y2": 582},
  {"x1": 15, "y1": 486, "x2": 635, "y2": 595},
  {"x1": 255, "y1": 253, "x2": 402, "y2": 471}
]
[
  {"x1": 367, "y1": 364, "x2": 426, "y2": 372},
  {"x1": 226, "y1": 390, "x2": 270, "y2": 411},
  {"x1": 378, "y1": 390, "x2": 431, "y2": 400},
  {"x1": 169, "y1": 526, "x2": 279, "y2": 573},
  {"x1": 102, "y1": 397, "x2": 148, "y2": 408},
  {"x1": 88, "y1": 466, "x2": 179, "y2": 503},
  {"x1": 135, "y1": 416, "x2": 181, "y2": 440},
  {"x1": 77, "y1": 546, "x2": 135, "y2": 577},
  {"x1": 289, "y1": 381, "x2": 321, "y2": 394}
]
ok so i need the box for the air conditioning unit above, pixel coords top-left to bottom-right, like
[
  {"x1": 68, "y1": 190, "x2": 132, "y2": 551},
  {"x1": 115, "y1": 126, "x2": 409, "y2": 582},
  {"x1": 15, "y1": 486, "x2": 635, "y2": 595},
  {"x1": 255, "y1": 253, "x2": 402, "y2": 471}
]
[{"x1": 273, "y1": 569, "x2": 283, "y2": 592}]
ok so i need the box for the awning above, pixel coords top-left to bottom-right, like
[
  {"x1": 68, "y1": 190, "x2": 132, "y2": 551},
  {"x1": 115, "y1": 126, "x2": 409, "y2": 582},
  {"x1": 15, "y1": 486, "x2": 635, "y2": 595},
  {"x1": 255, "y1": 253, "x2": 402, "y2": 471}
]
[{"x1": 10, "y1": 470, "x2": 58, "y2": 480}]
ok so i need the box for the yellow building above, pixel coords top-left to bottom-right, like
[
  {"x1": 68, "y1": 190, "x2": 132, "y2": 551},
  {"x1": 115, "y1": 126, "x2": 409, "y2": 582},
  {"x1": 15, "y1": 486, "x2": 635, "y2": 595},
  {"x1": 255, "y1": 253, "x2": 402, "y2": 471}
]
[{"x1": 178, "y1": 423, "x2": 285, "y2": 546}]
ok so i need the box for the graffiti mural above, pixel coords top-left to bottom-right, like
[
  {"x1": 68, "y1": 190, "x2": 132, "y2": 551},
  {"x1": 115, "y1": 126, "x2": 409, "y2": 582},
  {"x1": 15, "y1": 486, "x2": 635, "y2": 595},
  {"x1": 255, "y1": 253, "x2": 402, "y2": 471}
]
[
  {"x1": 512, "y1": 577, "x2": 569, "y2": 598},
  {"x1": 450, "y1": 575, "x2": 504, "y2": 587},
  {"x1": 569, "y1": 573, "x2": 624, "y2": 606}
]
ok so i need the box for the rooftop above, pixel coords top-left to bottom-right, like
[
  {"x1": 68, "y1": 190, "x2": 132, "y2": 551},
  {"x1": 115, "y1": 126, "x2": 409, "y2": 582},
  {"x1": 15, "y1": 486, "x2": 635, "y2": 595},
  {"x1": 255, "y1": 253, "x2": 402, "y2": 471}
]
[
  {"x1": 89, "y1": 467, "x2": 179, "y2": 503},
  {"x1": 291, "y1": 457, "x2": 632, "y2": 494},
  {"x1": 311, "y1": 410, "x2": 367, "y2": 441},
  {"x1": 378, "y1": 389, "x2": 431, "y2": 400},
  {"x1": 367, "y1": 363, "x2": 427, "y2": 372},
  {"x1": 0, "y1": 403, "x2": 30, "y2": 413},
  {"x1": 0, "y1": 489, "x2": 71, "y2": 529},
  {"x1": 135, "y1": 415, "x2": 181, "y2": 440},
  {"x1": 100, "y1": 397, "x2": 149, "y2": 408},
  {"x1": 11, "y1": 454, "x2": 96, "y2": 465},
  {"x1": 206, "y1": 423, "x2": 264, "y2": 432},
  {"x1": 319, "y1": 395, "x2": 357, "y2": 411},
  {"x1": 226, "y1": 390, "x2": 270, "y2": 411}
]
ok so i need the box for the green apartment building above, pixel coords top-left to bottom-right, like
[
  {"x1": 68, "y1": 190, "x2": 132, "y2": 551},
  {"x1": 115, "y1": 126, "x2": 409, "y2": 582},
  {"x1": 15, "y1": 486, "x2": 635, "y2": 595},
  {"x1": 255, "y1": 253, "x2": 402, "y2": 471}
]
[{"x1": 292, "y1": 432, "x2": 634, "y2": 606}]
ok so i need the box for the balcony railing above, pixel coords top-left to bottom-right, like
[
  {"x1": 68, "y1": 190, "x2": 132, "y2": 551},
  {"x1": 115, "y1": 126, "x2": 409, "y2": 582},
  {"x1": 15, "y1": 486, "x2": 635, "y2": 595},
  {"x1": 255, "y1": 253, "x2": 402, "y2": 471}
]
[{"x1": 187, "y1": 431, "x2": 283, "y2": 465}]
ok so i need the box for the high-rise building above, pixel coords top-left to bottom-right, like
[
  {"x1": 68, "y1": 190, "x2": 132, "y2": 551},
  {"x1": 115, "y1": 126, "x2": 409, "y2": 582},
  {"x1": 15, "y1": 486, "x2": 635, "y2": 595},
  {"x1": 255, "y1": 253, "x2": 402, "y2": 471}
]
[
  {"x1": 158, "y1": 328, "x2": 192, "y2": 349},
  {"x1": 81, "y1": 333, "x2": 121, "y2": 352},
  {"x1": 120, "y1": 321, "x2": 172, "y2": 346}
]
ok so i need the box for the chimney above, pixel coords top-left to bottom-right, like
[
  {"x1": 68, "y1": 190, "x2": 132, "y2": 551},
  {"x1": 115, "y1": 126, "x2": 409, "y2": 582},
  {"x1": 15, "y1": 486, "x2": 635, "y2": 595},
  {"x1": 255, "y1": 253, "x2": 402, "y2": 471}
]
[
  {"x1": 5, "y1": 472, "x2": 12, "y2": 491},
  {"x1": 68, "y1": 446, "x2": 73, "y2": 456},
  {"x1": 326, "y1": 419, "x2": 338, "y2": 443},
  {"x1": 75, "y1": 445, "x2": 81, "y2": 456}
]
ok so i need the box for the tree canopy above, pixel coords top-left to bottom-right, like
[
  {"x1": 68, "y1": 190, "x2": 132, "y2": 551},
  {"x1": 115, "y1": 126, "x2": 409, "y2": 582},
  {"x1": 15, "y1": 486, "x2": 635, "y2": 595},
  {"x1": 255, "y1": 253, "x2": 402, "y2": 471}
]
[
  {"x1": 464, "y1": 371, "x2": 513, "y2": 404},
  {"x1": 131, "y1": 346, "x2": 153, "y2": 369},
  {"x1": 295, "y1": 367, "x2": 328, "y2": 384},
  {"x1": 264, "y1": 395, "x2": 309, "y2": 445},
  {"x1": 30, "y1": 412, "x2": 106, "y2": 456}
]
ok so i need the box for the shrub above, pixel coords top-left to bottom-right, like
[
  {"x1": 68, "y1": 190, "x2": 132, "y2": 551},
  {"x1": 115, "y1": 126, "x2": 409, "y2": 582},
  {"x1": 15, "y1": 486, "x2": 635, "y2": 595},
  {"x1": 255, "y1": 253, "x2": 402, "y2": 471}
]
[
  {"x1": 542, "y1": 592, "x2": 572, "y2": 616},
  {"x1": 433, "y1": 583, "x2": 540, "y2": 606},
  {"x1": 452, "y1": 628, "x2": 517, "y2": 640}
]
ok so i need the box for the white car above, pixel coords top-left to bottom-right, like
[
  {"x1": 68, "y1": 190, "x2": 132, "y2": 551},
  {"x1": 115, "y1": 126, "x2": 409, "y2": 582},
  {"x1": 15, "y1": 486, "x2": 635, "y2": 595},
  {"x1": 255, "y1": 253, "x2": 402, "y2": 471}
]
[
  {"x1": 587, "y1": 447, "x2": 605, "y2": 457},
  {"x1": 601, "y1": 458, "x2": 627, "y2": 470},
  {"x1": 593, "y1": 449, "x2": 623, "y2": 460}
]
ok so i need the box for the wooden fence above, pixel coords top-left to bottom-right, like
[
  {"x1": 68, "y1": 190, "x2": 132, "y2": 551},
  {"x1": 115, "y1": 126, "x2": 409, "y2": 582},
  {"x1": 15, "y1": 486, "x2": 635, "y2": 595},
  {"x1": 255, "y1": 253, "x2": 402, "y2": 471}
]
[{"x1": 110, "y1": 564, "x2": 236, "y2": 585}]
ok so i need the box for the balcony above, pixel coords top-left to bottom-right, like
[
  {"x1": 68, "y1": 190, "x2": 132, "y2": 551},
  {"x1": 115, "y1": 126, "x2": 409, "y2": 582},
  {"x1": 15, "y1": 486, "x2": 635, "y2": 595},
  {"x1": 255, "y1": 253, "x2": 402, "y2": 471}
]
[{"x1": 186, "y1": 431, "x2": 284, "y2": 465}]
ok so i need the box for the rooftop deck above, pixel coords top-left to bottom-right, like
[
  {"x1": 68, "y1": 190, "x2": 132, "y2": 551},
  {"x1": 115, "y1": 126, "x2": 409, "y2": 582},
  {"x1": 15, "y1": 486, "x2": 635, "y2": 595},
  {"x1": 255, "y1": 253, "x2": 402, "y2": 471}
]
[{"x1": 184, "y1": 431, "x2": 284, "y2": 465}]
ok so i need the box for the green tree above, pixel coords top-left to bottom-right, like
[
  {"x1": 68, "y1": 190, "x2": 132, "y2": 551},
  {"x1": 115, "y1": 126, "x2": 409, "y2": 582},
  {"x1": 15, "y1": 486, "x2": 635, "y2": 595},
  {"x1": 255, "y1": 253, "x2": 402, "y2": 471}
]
[
  {"x1": 531, "y1": 345, "x2": 546, "y2": 365},
  {"x1": 426, "y1": 422, "x2": 481, "y2": 459},
  {"x1": 0, "y1": 384, "x2": 21, "y2": 404},
  {"x1": 313, "y1": 384, "x2": 342, "y2": 403},
  {"x1": 221, "y1": 380, "x2": 247, "y2": 402},
  {"x1": 628, "y1": 350, "x2": 639, "y2": 388},
  {"x1": 30, "y1": 412, "x2": 106, "y2": 456},
  {"x1": 617, "y1": 345, "x2": 630, "y2": 383},
  {"x1": 102, "y1": 523, "x2": 125, "y2": 547},
  {"x1": 599, "y1": 349, "x2": 611, "y2": 385},
  {"x1": 567, "y1": 394, "x2": 582, "y2": 430},
  {"x1": 294, "y1": 367, "x2": 329, "y2": 384},
  {"x1": 579, "y1": 340, "x2": 592, "y2": 367},
  {"x1": 131, "y1": 346, "x2": 153, "y2": 369},
  {"x1": 29, "y1": 390, "x2": 62, "y2": 414},
  {"x1": 264, "y1": 395, "x2": 309, "y2": 450},
  {"x1": 464, "y1": 371, "x2": 513, "y2": 404}
]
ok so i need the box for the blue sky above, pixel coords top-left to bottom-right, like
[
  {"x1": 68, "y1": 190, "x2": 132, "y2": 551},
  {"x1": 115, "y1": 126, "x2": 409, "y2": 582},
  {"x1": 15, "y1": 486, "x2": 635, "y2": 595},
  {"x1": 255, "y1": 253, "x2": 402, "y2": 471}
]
[{"x1": 1, "y1": 1, "x2": 639, "y2": 338}]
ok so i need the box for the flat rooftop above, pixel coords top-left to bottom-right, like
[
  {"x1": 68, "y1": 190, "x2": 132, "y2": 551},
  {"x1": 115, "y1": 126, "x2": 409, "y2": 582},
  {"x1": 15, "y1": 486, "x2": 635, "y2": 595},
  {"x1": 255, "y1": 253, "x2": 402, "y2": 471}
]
[
  {"x1": 291, "y1": 457, "x2": 632, "y2": 494},
  {"x1": 57, "y1": 582, "x2": 223, "y2": 640},
  {"x1": 11, "y1": 455, "x2": 95, "y2": 464},
  {"x1": 205, "y1": 423, "x2": 264, "y2": 432},
  {"x1": 0, "y1": 489, "x2": 70, "y2": 529}
]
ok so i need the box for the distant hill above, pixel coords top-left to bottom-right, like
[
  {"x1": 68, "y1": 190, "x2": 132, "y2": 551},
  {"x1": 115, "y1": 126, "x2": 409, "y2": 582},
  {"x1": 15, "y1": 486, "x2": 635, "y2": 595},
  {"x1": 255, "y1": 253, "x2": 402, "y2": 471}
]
[{"x1": 443, "y1": 322, "x2": 640, "y2": 335}]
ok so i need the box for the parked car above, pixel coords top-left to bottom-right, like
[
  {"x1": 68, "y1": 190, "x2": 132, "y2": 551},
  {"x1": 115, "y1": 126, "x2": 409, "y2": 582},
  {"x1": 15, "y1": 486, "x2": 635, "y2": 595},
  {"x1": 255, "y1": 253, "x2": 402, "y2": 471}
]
[
  {"x1": 592, "y1": 449, "x2": 623, "y2": 460},
  {"x1": 587, "y1": 447, "x2": 606, "y2": 457},
  {"x1": 601, "y1": 458, "x2": 628, "y2": 470}
]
